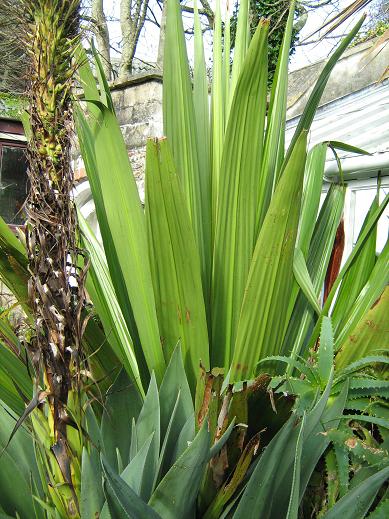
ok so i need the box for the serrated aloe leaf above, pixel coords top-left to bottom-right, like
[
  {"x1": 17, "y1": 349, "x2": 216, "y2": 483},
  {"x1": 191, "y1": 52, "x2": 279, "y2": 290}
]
[
  {"x1": 286, "y1": 414, "x2": 306, "y2": 519},
  {"x1": 271, "y1": 379, "x2": 348, "y2": 518},
  {"x1": 318, "y1": 317, "x2": 334, "y2": 388},
  {"x1": 326, "y1": 428, "x2": 389, "y2": 467},
  {"x1": 101, "y1": 457, "x2": 162, "y2": 519},
  {"x1": 322, "y1": 466, "x2": 389, "y2": 519},
  {"x1": 325, "y1": 448, "x2": 339, "y2": 508},
  {"x1": 340, "y1": 415, "x2": 389, "y2": 429},
  {"x1": 367, "y1": 497, "x2": 389, "y2": 518},
  {"x1": 163, "y1": 0, "x2": 210, "y2": 297},
  {"x1": 148, "y1": 421, "x2": 210, "y2": 519},
  {"x1": 285, "y1": 16, "x2": 365, "y2": 163},
  {"x1": 74, "y1": 98, "x2": 165, "y2": 383},
  {"x1": 101, "y1": 370, "x2": 142, "y2": 472},
  {"x1": 337, "y1": 355, "x2": 389, "y2": 379},
  {"x1": 230, "y1": 132, "x2": 307, "y2": 381},
  {"x1": 334, "y1": 444, "x2": 349, "y2": 498},
  {"x1": 257, "y1": 356, "x2": 318, "y2": 384},
  {"x1": 212, "y1": 19, "x2": 268, "y2": 369},
  {"x1": 81, "y1": 446, "x2": 104, "y2": 519},
  {"x1": 336, "y1": 286, "x2": 389, "y2": 369},
  {"x1": 145, "y1": 139, "x2": 209, "y2": 389},
  {"x1": 256, "y1": 0, "x2": 296, "y2": 232}
]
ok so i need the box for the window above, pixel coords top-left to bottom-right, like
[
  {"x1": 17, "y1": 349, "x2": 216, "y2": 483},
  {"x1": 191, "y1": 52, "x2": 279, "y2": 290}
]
[
  {"x1": 0, "y1": 119, "x2": 28, "y2": 226},
  {"x1": 320, "y1": 177, "x2": 389, "y2": 264}
]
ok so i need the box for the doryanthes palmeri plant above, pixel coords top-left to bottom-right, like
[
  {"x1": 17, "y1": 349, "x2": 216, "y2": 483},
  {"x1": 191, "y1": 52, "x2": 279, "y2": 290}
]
[
  {"x1": 0, "y1": 0, "x2": 388, "y2": 517},
  {"x1": 76, "y1": 0, "x2": 388, "y2": 390},
  {"x1": 71, "y1": 0, "x2": 388, "y2": 515},
  {"x1": 2, "y1": 0, "x2": 88, "y2": 516}
]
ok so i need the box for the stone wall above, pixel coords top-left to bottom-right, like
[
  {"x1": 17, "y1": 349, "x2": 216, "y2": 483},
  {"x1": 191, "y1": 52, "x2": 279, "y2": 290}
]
[{"x1": 73, "y1": 71, "x2": 163, "y2": 203}]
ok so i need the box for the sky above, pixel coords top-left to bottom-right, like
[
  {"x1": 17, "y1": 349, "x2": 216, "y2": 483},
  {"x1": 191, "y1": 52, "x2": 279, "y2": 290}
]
[{"x1": 102, "y1": 0, "x2": 378, "y2": 71}]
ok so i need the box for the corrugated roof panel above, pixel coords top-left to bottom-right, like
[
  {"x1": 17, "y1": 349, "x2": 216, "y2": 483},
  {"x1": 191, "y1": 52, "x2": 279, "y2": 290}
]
[
  {"x1": 286, "y1": 80, "x2": 389, "y2": 179},
  {"x1": 286, "y1": 80, "x2": 389, "y2": 153}
]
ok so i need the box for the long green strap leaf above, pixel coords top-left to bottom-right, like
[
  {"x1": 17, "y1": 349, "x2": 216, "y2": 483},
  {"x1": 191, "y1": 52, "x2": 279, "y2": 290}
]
[
  {"x1": 282, "y1": 184, "x2": 345, "y2": 367},
  {"x1": 322, "y1": 466, "x2": 389, "y2": 519},
  {"x1": 223, "y1": 3, "x2": 231, "y2": 119},
  {"x1": 79, "y1": 215, "x2": 145, "y2": 395},
  {"x1": 145, "y1": 139, "x2": 209, "y2": 391},
  {"x1": 334, "y1": 240, "x2": 389, "y2": 350},
  {"x1": 233, "y1": 415, "x2": 297, "y2": 519},
  {"x1": 256, "y1": 0, "x2": 296, "y2": 233},
  {"x1": 335, "y1": 286, "x2": 389, "y2": 369},
  {"x1": 331, "y1": 193, "x2": 378, "y2": 335},
  {"x1": 75, "y1": 96, "x2": 165, "y2": 383},
  {"x1": 163, "y1": 0, "x2": 210, "y2": 298},
  {"x1": 0, "y1": 216, "x2": 30, "y2": 313},
  {"x1": 193, "y1": 0, "x2": 212, "y2": 308},
  {"x1": 230, "y1": 131, "x2": 307, "y2": 381},
  {"x1": 285, "y1": 16, "x2": 365, "y2": 164},
  {"x1": 306, "y1": 193, "x2": 389, "y2": 352},
  {"x1": 293, "y1": 248, "x2": 322, "y2": 316},
  {"x1": 230, "y1": 0, "x2": 250, "y2": 105},
  {"x1": 211, "y1": 0, "x2": 224, "y2": 240},
  {"x1": 212, "y1": 20, "x2": 269, "y2": 369}
]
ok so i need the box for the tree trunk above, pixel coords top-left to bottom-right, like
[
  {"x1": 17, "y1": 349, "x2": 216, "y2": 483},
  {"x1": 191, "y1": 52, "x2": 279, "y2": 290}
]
[
  {"x1": 91, "y1": 0, "x2": 112, "y2": 79},
  {"x1": 119, "y1": 0, "x2": 149, "y2": 80},
  {"x1": 157, "y1": 0, "x2": 167, "y2": 70}
]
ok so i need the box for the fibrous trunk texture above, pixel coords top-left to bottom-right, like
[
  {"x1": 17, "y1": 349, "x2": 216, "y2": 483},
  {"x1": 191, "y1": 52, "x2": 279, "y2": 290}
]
[{"x1": 23, "y1": 0, "x2": 87, "y2": 452}]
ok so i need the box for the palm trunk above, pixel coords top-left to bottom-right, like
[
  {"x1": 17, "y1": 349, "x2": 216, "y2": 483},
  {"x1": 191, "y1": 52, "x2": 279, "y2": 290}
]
[{"x1": 15, "y1": 0, "x2": 86, "y2": 515}]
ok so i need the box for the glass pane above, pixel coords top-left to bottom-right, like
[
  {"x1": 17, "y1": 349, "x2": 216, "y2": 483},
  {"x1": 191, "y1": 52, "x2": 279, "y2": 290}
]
[{"x1": 0, "y1": 145, "x2": 28, "y2": 225}]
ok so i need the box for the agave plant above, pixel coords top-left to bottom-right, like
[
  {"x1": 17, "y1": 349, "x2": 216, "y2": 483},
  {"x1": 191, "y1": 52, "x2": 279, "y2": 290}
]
[{"x1": 0, "y1": 0, "x2": 388, "y2": 517}]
